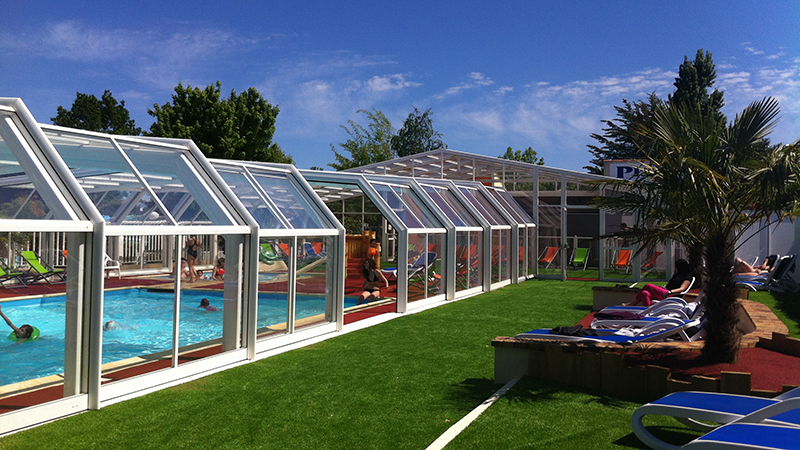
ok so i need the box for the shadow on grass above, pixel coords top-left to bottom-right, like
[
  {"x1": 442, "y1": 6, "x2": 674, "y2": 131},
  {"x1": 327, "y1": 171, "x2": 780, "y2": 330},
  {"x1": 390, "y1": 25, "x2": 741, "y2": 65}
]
[
  {"x1": 613, "y1": 426, "x2": 701, "y2": 449},
  {"x1": 773, "y1": 291, "x2": 800, "y2": 330},
  {"x1": 574, "y1": 304, "x2": 593, "y2": 311}
]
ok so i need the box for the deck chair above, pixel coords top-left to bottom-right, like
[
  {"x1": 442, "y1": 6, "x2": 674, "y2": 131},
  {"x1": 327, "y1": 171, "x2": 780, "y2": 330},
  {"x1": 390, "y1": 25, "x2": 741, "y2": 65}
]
[
  {"x1": 632, "y1": 388, "x2": 800, "y2": 450},
  {"x1": 679, "y1": 422, "x2": 800, "y2": 450},
  {"x1": 641, "y1": 251, "x2": 663, "y2": 276},
  {"x1": 104, "y1": 254, "x2": 121, "y2": 279},
  {"x1": 569, "y1": 247, "x2": 590, "y2": 270},
  {"x1": 610, "y1": 249, "x2": 633, "y2": 273},
  {"x1": 408, "y1": 252, "x2": 440, "y2": 293},
  {"x1": 736, "y1": 255, "x2": 796, "y2": 292},
  {"x1": 515, "y1": 317, "x2": 703, "y2": 344},
  {"x1": 591, "y1": 293, "x2": 705, "y2": 331},
  {"x1": 259, "y1": 243, "x2": 281, "y2": 265},
  {"x1": 303, "y1": 242, "x2": 323, "y2": 258},
  {"x1": 0, "y1": 259, "x2": 26, "y2": 289},
  {"x1": 19, "y1": 250, "x2": 66, "y2": 285},
  {"x1": 381, "y1": 252, "x2": 436, "y2": 281},
  {"x1": 538, "y1": 246, "x2": 560, "y2": 269}
]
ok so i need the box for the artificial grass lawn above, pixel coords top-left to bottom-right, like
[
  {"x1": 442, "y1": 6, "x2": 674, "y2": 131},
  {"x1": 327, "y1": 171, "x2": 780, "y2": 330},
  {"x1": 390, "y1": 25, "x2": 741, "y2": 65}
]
[
  {"x1": 750, "y1": 290, "x2": 800, "y2": 338},
  {"x1": 0, "y1": 279, "x2": 791, "y2": 449}
]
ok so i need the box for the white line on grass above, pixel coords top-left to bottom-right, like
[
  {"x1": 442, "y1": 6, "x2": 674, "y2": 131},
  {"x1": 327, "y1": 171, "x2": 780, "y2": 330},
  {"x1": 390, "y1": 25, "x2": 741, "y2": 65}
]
[{"x1": 425, "y1": 376, "x2": 521, "y2": 450}]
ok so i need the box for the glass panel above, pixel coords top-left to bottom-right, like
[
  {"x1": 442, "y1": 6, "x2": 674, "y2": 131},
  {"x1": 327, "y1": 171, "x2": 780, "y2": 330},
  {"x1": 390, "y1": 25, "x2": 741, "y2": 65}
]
[
  {"x1": 436, "y1": 188, "x2": 480, "y2": 226},
  {"x1": 492, "y1": 229, "x2": 510, "y2": 283},
  {"x1": 257, "y1": 237, "x2": 291, "y2": 339},
  {"x1": 372, "y1": 184, "x2": 424, "y2": 228},
  {"x1": 295, "y1": 235, "x2": 331, "y2": 331},
  {"x1": 469, "y1": 231, "x2": 483, "y2": 289},
  {"x1": 407, "y1": 233, "x2": 426, "y2": 302},
  {"x1": 455, "y1": 231, "x2": 469, "y2": 291},
  {"x1": 422, "y1": 186, "x2": 466, "y2": 226},
  {"x1": 427, "y1": 233, "x2": 443, "y2": 297},
  {"x1": 490, "y1": 189, "x2": 531, "y2": 224},
  {"x1": 518, "y1": 231, "x2": 525, "y2": 279},
  {"x1": 566, "y1": 209, "x2": 600, "y2": 279},
  {"x1": 118, "y1": 141, "x2": 230, "y2": 226},
  {"x1": 45, "y1": 130, "x2": 171, "y2": 225},
  {"x1": 251, "y1": 173, "x2": 328, "y2": 229},
  {"x1": 217, "y1": 169, "x2": 286, "y2": 229},
  {"x1": 602, "y1": 211, "x2": 634, "y2": 281},
  {"x1": 538, "y1": 205, "x2": 562, "y2": 277},
  {"x1": 392, "y1": 186, "x2": 440, "y2": 228},
  {"x1": 527, "y1": 226, "x2": 536, "y2": 277},
  {"x1": 458, "y1": 187, "x2": 500, "y2": 225},
  {"x1": 0, "y1": 114, "x2": 57, "y2": 220}
]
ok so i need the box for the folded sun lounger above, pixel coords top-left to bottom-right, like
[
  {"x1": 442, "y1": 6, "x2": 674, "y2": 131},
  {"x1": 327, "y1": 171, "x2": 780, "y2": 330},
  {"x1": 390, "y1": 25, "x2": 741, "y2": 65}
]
[{"x1": 632, "y1": 388, "x2": 800, "y2": 450}]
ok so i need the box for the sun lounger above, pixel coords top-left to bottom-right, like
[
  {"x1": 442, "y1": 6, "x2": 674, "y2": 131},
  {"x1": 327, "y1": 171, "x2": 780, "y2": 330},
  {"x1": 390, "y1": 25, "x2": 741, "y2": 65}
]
[
  {"x1": 632, "y1": 390, "x2": 800, "y2": 450},
  {"x1": 515, "y1": 317, "x2": 703, "y2": 344},
  {"x1": 19, "y1": 250, "x2": 66, "y2": 285},
  {"x1": 0, "y1": 259, "x2": 26, "y2": 289},
  {"x1": 592, "y1": 293, "x2": 705, "y2": 330},
  {"x1": 680, "y1": 422, "x2": 800, "y2": 449},
  {"x1": 538, "y1": 246, "x2": 560, "y2": 269}
]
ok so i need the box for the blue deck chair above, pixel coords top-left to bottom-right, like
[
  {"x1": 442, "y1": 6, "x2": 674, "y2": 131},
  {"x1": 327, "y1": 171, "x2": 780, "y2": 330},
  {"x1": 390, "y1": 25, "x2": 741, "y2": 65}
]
[
  {"x1": 680, "y1": 422, "x2": 800, "y2": 449},
  {"x1": 591, "y1": 292, "x2": 705, "y2": 331},
  {"x1": 19, "y1": 250, "x2": 66, "y2": 285},
  {"x1": 632, "y1": 388, "x2": 800, "y2": 450},
  {"x1": 381, "y1": 252, "x2": 435, "y2": 281},
  {"x1": 515, "y1": 317, "x2": 704, "y2": 344},
  {"x1": 736, "y1": 255, "x2": 795, "y2": 292},
  {"x1": 303, "y1": 242, "x2": 323, "y2": 258}
]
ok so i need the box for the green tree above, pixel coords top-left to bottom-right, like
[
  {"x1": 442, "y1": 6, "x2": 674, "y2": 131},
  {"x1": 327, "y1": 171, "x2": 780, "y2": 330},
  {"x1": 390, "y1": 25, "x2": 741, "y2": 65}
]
[
  {"x1": 391, "y1": 107, "x2": 446, "y2": 157},
  {"x1": 585, "y1": 93, "x2": 664, "y2": 173},
  {"x1": 147, "y1": 82, "x2": 292, "y2": 163},
  {"x1": 586, "y1": 49, "x2": 725, "y2": 173},
  {"x1": 499, "y1": 146, "x2": 545, "y2": 165},
  {"x1": 51, "y1": 90, "x2": 141, "y2": 135},
  {"x1": 670, "y1": 49, "x2": 726, "y2": 124},
  {"x1": 593, "y1": 97, "x2": 800, "y2": 363},
  {"x1": 328, "y1": 109, "x2": 394, "y2": 171}
]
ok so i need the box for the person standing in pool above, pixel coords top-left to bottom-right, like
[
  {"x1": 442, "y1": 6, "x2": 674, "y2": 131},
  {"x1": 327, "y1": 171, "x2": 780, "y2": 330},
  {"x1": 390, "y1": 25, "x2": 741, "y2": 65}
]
[
  {"x1": 0, "y1": 304, "x2": 36, "y2": 343},
  {"x1": 185, "y1": 235, "x2": 202, "y2": 282}
]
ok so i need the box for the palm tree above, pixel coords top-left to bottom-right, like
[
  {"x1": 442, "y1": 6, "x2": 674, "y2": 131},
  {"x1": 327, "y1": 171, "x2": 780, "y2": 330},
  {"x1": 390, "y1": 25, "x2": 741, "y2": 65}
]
[{"x1": 593, "y1": 97, "x2": 800, "y2": 363}]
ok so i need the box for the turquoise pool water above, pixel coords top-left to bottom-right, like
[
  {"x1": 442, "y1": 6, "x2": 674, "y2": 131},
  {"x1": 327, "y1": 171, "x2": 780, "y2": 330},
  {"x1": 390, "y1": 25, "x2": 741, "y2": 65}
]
[{"x1": 1, "y1": 289, "x2": 355, "y2": 386}]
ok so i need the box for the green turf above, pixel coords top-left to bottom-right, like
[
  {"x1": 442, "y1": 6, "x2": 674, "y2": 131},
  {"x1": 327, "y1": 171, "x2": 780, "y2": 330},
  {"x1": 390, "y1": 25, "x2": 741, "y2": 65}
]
[
  {"x1": 0, "y1": 279, "x2": 792, "y2": 449},
  {"x1": 750, "y1": 290, "x2": 800, "y2": 338}
]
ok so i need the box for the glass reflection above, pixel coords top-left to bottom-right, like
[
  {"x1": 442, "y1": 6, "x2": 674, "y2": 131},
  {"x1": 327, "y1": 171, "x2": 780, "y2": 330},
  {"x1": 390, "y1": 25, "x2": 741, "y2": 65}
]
[{"x1": 257, "y1": 237, "x2": 291, "y2": 338}]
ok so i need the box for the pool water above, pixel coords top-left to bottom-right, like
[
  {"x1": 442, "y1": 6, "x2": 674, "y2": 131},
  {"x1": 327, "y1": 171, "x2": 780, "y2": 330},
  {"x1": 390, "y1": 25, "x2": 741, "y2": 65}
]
[{"x1": 1, "y1": 289, "x2": 356, "y2": 386}]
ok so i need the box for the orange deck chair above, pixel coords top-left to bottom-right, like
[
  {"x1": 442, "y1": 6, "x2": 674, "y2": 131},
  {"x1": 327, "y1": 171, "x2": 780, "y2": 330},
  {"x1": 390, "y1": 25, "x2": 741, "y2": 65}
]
[
  {"x1": 610, "y1": 249, "x2": 633, "y2": 273},
  {"x1": 538, "y1": 246, "x2": 560, "y2": 269}
]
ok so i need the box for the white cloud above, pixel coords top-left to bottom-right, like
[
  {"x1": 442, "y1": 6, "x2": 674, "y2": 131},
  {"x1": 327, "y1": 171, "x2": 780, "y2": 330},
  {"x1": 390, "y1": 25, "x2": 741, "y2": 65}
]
[
  {"x1": 436, "y1": 72, "x2": 495, "y2": 99},
  {"x1": 365, "y1": 74, "x2": 422, "y2": 92}
]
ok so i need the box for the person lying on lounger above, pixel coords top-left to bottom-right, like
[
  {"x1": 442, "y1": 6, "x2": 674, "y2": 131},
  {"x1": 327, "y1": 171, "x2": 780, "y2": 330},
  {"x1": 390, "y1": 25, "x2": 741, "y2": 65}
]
[
  {"x1": 732, "y1": 257, "x2": 773, "y2": 276},
  {"x1": 1, "y1": 304, "x2": 37, "y2": 343},
  {"x1": 623, "y1": 259, "x2": 693, "y2": 307}
]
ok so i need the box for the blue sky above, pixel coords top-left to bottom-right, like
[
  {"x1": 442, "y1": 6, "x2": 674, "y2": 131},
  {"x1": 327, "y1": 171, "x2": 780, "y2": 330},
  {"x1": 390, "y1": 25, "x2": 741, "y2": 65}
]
[{"x1": 2, "y1": 1, "x2": 799, "y2": 172}]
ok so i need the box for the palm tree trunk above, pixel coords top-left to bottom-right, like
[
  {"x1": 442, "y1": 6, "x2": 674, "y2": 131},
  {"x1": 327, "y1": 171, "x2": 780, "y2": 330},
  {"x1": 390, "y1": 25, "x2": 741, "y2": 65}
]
[
  {"x1": 701, "y1": 233, "x2": 741, "y2": 363},
  {"x1": 688, "y1": 244, "x2": 705, "y2": 290}
]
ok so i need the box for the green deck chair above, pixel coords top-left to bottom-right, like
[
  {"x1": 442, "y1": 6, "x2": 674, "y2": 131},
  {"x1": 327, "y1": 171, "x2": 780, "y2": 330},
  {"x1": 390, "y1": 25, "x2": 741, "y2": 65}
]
[
  {"x1": 259, "y1": 243, "x2": 281, "y2": 265},
  {"x1": 19, "y1": 250, "x2": 66, "y2": 285},
  {"x1": 0, "y1": 259, "x2": 27, "y2": 289},
  {"x1": 569, "y1": 247, "x2": 590, "y2": 270}
]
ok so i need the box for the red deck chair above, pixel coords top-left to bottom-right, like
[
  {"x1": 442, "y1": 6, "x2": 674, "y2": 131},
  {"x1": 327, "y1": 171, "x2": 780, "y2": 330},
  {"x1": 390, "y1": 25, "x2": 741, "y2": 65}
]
[
  {"x1": 538, "y1": 246, "x2": 560, "y2": 269},
  {"x1": 611, "y1": 249, "x2": 632, "y2": 273},
  {"x1": 641, "y1": 251, "x2": 663, "y2": 276}
]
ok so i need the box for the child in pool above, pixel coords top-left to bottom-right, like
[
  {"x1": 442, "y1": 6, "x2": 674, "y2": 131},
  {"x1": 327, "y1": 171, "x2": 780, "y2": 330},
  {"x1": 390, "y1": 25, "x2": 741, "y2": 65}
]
[
  {"x1": 199, "y1": 298, "x2": 217, "y2": 312},
  {"x1": 0, "y1": 304, "x2": 36, "y2": 343}
]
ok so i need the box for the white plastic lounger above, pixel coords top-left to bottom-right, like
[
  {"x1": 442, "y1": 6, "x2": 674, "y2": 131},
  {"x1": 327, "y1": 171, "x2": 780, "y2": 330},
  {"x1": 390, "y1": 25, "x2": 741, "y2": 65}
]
[
  {"x1": 592, "y1": 297, "x2": 704, "y2": 330},
  {"x1": 632, "y1": 389, "x2": 800, "y2": 450},
  {"x1": 598, "y1": 297, "x2": 688, "y2": 315},
  {"x1": 515, "y1": 318, "x2": 703, "y2": 344}
]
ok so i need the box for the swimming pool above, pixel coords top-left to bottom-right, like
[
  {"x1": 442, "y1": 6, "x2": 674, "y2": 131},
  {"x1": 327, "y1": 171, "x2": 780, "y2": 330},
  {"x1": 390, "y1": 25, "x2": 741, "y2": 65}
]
[{"x1": 1, "y1": 289, "x2": 356, "y2": 386}]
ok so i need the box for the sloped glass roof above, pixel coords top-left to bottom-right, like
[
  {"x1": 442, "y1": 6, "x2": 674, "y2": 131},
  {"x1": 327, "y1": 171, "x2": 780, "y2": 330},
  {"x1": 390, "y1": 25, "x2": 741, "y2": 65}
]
[
  {"x1": 486, "y1": 187, "x2": 534, "y2": 225},
  {"x1": 212, "y1": 161, "x2": 334, "y2": 231},
  {"x1": 420, "y1": 183, "x2": 481, "y2": 228},
  {"x1": 41, "y1": 127, "x2": 241, "y2": 227},
  {"x1": 457, "y1": 185, "x2": 510, "y2": 226},
  {"x1": 0, "y1": 105, "x2": 84, "y2": 222}
]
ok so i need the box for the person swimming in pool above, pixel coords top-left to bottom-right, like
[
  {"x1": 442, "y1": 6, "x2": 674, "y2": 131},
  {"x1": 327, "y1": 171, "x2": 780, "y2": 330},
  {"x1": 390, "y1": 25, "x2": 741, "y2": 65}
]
[
  {"x1": 199, "y1": 298, "x2": 217, "y2": 312},
  {"x1": 0, "y1": 304, "x2": 36, "y2": 343},
  {"x1": 103, "y1": 320, "x2": 120, "y2": 331}
]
